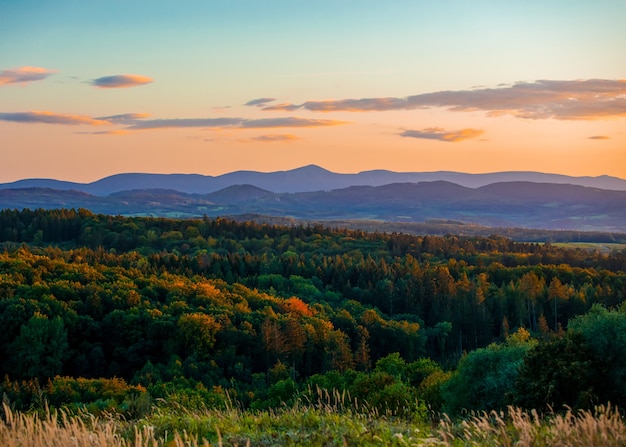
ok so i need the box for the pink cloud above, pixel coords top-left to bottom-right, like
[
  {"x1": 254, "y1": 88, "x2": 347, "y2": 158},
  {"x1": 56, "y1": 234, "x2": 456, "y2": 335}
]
[
  {"x1": 127, "y1": 116, "x2": 347, "y2": 130},
  {"x1": 262, "y1": 79, "x2": 626, "y2": 120},
  {"x1": 0, "y1": 66, "x2": 55, "y2": 85},
  {"x1": 400, "y1": 127, "x2": 485, "y2": 142},
  {"x1": 0, "y1": 111, "x2": 109, "y2": 126}
]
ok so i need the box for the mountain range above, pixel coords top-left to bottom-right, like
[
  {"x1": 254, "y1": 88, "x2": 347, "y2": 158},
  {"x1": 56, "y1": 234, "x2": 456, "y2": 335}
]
[
  {"x1": 2, "y1": 165, "x2": 626, "y2": 195},
  {"x1": 1, "y1": 165, "x2": 625, "y2": 232}
]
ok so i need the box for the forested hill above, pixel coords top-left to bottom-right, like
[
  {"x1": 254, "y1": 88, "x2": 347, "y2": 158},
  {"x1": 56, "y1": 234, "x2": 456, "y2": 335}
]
[
  {"x1": 1, "y1": 208, "x2": 626, "y2": 412},
  {"x1": 2, "y1": 179, "x2": 626, "y2": 232}
]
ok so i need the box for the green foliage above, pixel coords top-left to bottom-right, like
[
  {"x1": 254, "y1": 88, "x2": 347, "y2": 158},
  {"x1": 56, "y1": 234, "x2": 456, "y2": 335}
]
[
  {"x1": 252, "y1": 378, "x2": 299, "y2": 410},
  {"x1": 0, "y1": 375, "x2": 148, "y2": 416},
  {"x1": 516, "y1": 332, "x2": 597, "y2": 411},
  {"x1": 517, "y1": 305, "x2": 626, "y2": 411},
  {"x1": 9, "y1": 313, "x2": 68, "y2": 381},
  {"x1": 0, "y1": 209, "x2": 625, "y2": 418},
  {"x1": 418, "y1": 369, "x2": 450, "y2": 413},
  {"x1": 568, "y1": 304, "x2": 626, "y2": 402},
  {"x1": 374, "y1": 352, "x2": 406, "y2": 379},
  {"x1": 441, "y1": 329, "x2": 536, "y2": 415}
]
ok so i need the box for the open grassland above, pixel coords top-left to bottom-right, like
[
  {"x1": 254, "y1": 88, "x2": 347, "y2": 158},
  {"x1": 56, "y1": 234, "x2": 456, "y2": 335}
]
[
  {"x1": 551, "y1": 242, "x2": 626, "y2": 253},
  {"x1": 2, "y1": 403, "x2": 626, "y2": 447}
]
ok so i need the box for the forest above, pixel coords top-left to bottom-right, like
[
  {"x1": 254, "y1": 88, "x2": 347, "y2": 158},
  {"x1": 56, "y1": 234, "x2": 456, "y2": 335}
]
[{"x1": 1, "y1": 208, "x2": 626, "y2": 445}]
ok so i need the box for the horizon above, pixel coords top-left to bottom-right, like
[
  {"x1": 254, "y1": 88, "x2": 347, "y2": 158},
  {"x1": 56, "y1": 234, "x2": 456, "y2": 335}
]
[
  {"x1": 2, "y1": 164, "x2": 626, "y2": 185},
  {"x1": 1, "y1": 1, "x2": 626, "y2": 183}
]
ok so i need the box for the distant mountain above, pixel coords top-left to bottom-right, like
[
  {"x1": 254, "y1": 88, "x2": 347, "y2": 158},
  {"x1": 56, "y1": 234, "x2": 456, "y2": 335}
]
[
  {"x1": 2, "y1": 165, "x2": 625, "y2": 195},
  {"x1": 1, "y1": 181, "x2": 625, "y2": 232},
  {"x1": 206, "y1": 184, "x2": 274, "y2": 204}
]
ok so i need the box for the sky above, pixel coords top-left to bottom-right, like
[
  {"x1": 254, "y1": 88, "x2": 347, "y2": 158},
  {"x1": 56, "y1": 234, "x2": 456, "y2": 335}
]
[{"x1": 1, "y1": 0, "x2": 625, "y2": 183}]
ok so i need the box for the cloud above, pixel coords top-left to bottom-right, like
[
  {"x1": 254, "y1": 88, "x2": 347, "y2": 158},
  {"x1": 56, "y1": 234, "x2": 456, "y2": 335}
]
[
  {"x1": 239, "y1": 117, "x2": 346, "y2": 128},
  {"x1": 91, "y1": 74, "x2": 153, "y2": 88},
  {"x1": 245, "y1": 98, "x2": 276, "y2": 107},
  {"x1": 126, "y1": 117, "x2": 244, "y2": 129},
  {"x1": 126, "y1": 116, "x2": 346, "y2": 130},
  {"x1": 212, "y1": 105, "x2": 232, "y2": 112},
  {"x1": 251, "y1": 134, "x2": 300, "y2": 142},
  {"x1": 96, "y1": 113, "x2": 151, "y2": 123},
  {"x1": 0, "y1": 110, "x2": 346, "y2": 131},
  {"x1": 0, "y1": 111, "x2": 108, "y2": 126},
  {"x1": 76, "y1": 130, "x2": 131, "y2": 135},
  {"x1": 400, "y1": 127, "x2": 484, "y2": 142},
  {"x1": 588, "y1": 135, "x2": 611, "y2": 140},
  {"x1": 263, "y1": 79, "x2": 626, "y2": 120},
  {"x1": 264, "y1": 98, "x2": 406, "y2": 112},
  {"x1": 0, "y1": 66, "x2": 55, "y2": 85}
]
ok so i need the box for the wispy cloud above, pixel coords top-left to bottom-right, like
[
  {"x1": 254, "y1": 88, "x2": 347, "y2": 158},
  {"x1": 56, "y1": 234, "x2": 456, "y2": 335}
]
[
  {"x1": 588, "y1": 135, "x2": 611, "y2": 140},
  {"x1": 0, "y1": 110, "x2": 347, "y2": 131},
  {"x1": 0, "y1": 66, "x2": 55, "y2": 86},
  {"x1": 240, "y1": 117, "x2": 346, "y2": 128},
  {"x1": 400, "y1": 128, "x2": 484, "y2": 142},
  {"x1": 126, "y1": 117, "x2": 244, "y2": 129},
  {"x1": 263, "y1": 79, "x2": 626, "y2": 120},
  {"x1": 245, "y1": 98, "x2": 276, "y2": 107},
  {"x1": 126, "y1": 116, "x2": 346, "y2": 130},
  {"x1": 251, "y1": 134, "x2": 300, "y2": 142},
  {"x1": 96, "y1": 113, "x2": 151, "y2": 123},
  {"x1": 0, "y1": 111, "x2": 108, "y2": 126},
  {"x1": 91, "y1": 74, "x2": 153, "y2": 88},
  {"x1": 76, "y1": 130, "x2": 131, "y2": 135}
]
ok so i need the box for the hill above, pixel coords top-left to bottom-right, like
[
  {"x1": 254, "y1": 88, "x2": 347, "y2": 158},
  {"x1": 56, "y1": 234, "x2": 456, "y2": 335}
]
[{"x1": 1, "y1": 180, "x2": 626, "y2": 232}]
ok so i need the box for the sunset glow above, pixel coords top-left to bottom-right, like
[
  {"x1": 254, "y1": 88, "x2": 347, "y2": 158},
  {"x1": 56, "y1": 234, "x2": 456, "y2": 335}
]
[{"x1": 1, "y1": 1, "x2": 625, "y2": 183}]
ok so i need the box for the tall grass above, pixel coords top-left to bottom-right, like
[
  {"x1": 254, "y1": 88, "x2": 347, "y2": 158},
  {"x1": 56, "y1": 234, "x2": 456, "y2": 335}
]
[
  {"x1": 2, "y1": 401, "x2": 626, "y2": 446},
  {"x1": 438, "y1": 405, "x2": 626, "y2": 447},
  {"x1": 0, "y1": 403, "x2": 134, "y2": 447}
]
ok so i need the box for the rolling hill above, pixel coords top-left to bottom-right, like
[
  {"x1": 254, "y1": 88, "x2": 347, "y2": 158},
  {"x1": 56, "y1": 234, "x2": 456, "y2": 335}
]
[{"x1": 1, "y1": 179, "x2": 625, "y2": 232}]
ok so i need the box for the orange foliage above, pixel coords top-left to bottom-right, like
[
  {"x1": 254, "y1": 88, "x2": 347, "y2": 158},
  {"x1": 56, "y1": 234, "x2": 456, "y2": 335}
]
[{"x1": 281, "y1": 297, "x2": 313, "y2": 317}]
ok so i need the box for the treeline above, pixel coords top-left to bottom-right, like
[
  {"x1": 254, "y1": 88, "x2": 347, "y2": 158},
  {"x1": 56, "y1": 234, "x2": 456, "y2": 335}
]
[{"x1": 0, "y1": 208, "x2": 626, "y2": 415}]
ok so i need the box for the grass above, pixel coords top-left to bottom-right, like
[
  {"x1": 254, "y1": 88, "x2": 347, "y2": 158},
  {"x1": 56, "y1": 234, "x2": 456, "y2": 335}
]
[
  {"x1": 2, "y1": 401, "x2": 626, "y2": 446},
  {"x1": 551, "y1": 242, "x2": 626, "y2": 252}
]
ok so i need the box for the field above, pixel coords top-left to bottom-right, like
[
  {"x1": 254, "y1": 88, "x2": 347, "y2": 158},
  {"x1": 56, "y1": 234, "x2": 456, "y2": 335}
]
[
  {"x1": 552, "y1": 242, "x2": 626, "y2": 253},
  {"x1": 2, "y1": 402, "x2": 626, "y2": 446}
]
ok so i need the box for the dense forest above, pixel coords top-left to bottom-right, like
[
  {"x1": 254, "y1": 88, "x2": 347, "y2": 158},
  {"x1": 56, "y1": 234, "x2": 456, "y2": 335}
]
[{"x1": 1, "y1": 208, "x2": 626, "y2": 419}]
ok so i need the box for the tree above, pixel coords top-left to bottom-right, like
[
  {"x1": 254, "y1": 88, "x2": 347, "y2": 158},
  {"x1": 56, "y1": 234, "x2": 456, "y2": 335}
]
[
  {"x1": 260, "y1": 317, "x2": 287, "y2": 368},
  {"x1": 354, "y1": 325, "x2": 371, "y2": 371},
  {"x1": 515, "y1": 331, "x2": 596, "y2": 410},
  {"x1": 519, "y1": 272, "x2": 544, "y2": 331},
  {"x1": 441, "y1": 328, "x2": 536, "y2": 415},
  {"x1": 177, "y1": 313, "x2": 221, "y2": 359},
  {"x1": 10, "y1": 312, "x2": 69, "y2": 380},
  {"x1": 323, "y1": 329, "x2": 354, "y2": 372},
  {"x1": 568, "y1": 304, "x2": 626, "y2": 407},
  {"x1": 547, "y1": 276, "x2": 568, "y2": 329}
]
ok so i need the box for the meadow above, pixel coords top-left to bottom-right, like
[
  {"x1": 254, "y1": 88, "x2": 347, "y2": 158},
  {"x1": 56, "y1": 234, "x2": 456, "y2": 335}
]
[{"x1": 2, "y1": 401, "x2": 625, "y2": 446}]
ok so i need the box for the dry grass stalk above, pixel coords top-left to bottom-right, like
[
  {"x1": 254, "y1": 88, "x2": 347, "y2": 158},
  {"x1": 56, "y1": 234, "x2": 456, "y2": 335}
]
[
  {"x1": 2, "y1": 400, "x2": 626, "y2": 446},
  {"x1": 0, "y1": 403, "x2": 127, "y2": 447},
  {"x1": 437, "y1": 405, "x2": 626, "y2": 447}
]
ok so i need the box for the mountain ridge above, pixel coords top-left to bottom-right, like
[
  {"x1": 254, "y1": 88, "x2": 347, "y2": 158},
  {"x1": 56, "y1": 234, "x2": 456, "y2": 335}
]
[{"x1": 2, "y1": 165, "x2": 625, "y2": 195}]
